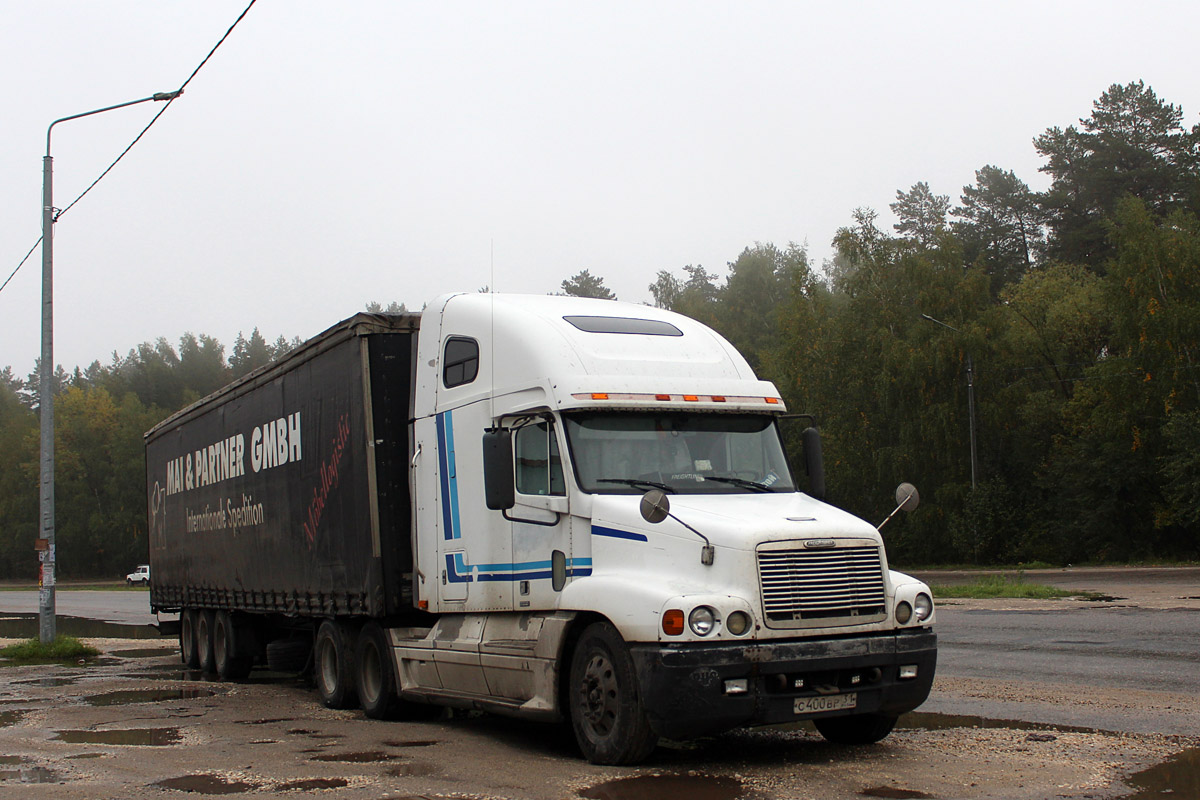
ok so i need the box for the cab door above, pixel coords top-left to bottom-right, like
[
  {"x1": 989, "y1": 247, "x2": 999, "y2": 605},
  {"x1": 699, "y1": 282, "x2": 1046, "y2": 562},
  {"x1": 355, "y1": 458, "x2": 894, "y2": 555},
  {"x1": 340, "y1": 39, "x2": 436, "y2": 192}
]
[{"x1": 508, "y1": 419, "x2": 581, "y2": 610}]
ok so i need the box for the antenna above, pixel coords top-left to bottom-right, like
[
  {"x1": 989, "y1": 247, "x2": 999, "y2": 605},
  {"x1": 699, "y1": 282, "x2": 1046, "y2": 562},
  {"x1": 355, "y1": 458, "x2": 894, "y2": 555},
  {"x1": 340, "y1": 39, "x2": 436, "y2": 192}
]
[{"x1": 489, "y1": 239, "x2": 495, "y2": 424}]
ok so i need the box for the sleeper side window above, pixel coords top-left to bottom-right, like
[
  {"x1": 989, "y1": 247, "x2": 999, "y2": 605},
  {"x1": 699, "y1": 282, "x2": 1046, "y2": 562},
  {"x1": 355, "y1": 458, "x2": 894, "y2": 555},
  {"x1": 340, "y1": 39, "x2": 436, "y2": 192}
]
[
  {"x1": 515, "y1": 422, "x2": 565, "y2": 497},
  {"x1": 442, "y1": 337, "x2": 479, "y2": 388}
]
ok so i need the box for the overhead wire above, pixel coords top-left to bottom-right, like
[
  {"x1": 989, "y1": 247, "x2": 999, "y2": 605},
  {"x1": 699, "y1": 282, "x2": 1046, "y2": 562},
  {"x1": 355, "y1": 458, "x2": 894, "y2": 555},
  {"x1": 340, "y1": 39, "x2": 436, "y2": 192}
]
[{"x1": 0, "y1": 0, "x2": 258, "y2": 299}]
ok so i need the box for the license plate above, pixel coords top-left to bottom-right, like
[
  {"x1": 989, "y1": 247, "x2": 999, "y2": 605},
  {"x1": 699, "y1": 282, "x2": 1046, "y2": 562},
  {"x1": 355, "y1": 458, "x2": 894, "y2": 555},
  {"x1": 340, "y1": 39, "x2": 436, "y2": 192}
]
[{"x1": 794, "y1": 693, "x2": 857, "y2": 715}]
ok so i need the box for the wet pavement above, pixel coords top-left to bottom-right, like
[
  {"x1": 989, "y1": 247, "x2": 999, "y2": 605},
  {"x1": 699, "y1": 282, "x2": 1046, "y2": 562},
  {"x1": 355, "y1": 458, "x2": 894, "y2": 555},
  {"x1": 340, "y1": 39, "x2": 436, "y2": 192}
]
[{"x1": 0, "y1": 575, "x2": 1198, "y2": 799}]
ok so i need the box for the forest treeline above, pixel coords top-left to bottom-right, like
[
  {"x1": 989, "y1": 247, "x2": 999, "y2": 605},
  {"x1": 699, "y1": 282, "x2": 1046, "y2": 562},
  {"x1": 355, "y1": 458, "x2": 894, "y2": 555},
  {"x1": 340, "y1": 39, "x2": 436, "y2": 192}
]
[{"x1": 2, "y1": 81, "x2": 1198, "y2": 577}]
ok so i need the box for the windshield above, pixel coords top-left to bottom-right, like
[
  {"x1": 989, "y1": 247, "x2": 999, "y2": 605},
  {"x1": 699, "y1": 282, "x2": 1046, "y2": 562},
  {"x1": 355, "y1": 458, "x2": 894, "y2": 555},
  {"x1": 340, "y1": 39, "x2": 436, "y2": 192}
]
[{"x1": 563, "y1": 412, "x2": 796, "y2": 494}]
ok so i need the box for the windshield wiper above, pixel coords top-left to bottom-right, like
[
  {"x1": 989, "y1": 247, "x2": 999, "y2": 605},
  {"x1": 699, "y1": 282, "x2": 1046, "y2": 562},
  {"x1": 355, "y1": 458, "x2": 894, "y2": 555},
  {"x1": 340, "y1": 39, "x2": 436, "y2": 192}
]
[
  {"x1": 597, "y1": 478, "x2": 676, "y2": 493},
  {"x1": 700, "y1": 475, "x2": 773, "y2": 492}
]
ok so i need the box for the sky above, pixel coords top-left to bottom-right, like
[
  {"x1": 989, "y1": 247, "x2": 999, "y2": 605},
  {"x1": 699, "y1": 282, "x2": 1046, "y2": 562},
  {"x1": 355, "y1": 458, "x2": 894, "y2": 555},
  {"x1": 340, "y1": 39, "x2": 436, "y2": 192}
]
[{"x1": 2, "y1": 1, "x2": 1198, "y2": 377}]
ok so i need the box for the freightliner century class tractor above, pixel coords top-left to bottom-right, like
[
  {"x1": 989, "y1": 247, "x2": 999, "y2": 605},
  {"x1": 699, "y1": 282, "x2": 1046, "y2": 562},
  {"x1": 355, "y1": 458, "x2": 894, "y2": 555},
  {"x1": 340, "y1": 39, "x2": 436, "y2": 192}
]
[{"x1": 146, "y1": 292, "x2": 936, "y2": 764}]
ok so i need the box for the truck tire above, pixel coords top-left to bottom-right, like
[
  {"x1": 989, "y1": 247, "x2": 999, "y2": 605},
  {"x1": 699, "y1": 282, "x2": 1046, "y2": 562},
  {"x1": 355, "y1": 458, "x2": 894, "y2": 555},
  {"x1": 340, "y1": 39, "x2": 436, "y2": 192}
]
[
  {"x1": 315, "y1": 620, "x2": 357, "y2": 709},
  {"x1": 355, "y1": 622, "x2": 399, "y2": 719},
  {"x1": 568, "y1": 622, "x2": 657, "y2": 765},
  {"x1": 265, "y1": 638, "x2": 311, "y2": 673},
  {"x1": 814, "y1": 713, "x2": 897, "y2": 745},
  {"x1": 179, "y1": 609, "x2": 200, "y2": 669},
  {"x1": 196, "y1": 610, "x2": 217, "y2": 675},
  {"x1": 214, "y1": 610, "x2": 253, "y2": 680}
]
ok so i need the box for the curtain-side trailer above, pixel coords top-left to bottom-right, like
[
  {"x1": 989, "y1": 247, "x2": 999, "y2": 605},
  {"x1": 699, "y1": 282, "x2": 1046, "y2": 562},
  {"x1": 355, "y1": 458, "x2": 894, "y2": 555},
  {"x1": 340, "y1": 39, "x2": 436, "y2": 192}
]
[{"x1": 146, "y1": 293, "x2": 936, "y2": 765}]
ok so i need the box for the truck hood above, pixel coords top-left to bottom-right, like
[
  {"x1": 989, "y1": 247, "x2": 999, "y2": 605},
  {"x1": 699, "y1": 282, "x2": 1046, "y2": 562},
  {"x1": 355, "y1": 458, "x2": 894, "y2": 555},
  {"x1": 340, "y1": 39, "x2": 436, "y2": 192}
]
[{"x1": 589, "y1": 491, "x2": 881, "y2": 551}]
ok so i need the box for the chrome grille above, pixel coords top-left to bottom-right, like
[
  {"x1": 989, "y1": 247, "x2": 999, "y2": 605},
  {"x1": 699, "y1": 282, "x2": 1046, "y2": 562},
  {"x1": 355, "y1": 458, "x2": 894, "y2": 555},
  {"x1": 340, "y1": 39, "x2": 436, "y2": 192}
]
[{"x1": 757, "y1": 543, "x2": 886, "y2": 628}]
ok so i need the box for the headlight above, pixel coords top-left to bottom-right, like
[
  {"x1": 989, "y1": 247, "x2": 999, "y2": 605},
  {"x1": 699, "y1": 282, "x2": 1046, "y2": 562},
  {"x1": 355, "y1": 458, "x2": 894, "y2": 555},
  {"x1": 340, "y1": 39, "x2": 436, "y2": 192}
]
[
  {"x1": 914, "y1": 593, "x2": 933, "y2": 622},
  {"x1": 688, "y1": 606, "x2": 716, "y2": 636},
  {"x1": 895, "y1": 601, "x2": 913, "y2": 624},
  {"x1": 726, "y1": 611, "x2": 751, "y2": 636}
]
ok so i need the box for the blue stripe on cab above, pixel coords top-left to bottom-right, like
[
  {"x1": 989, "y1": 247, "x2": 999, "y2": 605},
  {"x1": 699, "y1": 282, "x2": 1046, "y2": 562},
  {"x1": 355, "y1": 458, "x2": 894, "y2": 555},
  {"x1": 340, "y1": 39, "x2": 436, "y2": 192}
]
[{"x1": 591, "y1": 525, "x2": 648, "y2": 542}]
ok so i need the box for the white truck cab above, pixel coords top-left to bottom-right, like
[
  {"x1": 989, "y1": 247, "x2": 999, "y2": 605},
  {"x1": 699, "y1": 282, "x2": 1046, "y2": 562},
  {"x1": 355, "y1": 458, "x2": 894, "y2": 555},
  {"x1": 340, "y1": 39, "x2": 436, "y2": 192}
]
[{"x1": 392, "y1": 293, "x2": 936, "y2": 764}]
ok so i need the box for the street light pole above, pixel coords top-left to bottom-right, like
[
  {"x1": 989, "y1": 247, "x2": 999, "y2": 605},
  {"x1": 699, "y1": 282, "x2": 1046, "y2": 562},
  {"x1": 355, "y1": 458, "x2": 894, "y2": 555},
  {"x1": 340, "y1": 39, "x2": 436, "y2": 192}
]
[
  {"x1": 920, "y1": 314, "x2": 977, "y2": 491},
  {"x1": 38, "y1": 91, "x2": 181, "y2": 645}
]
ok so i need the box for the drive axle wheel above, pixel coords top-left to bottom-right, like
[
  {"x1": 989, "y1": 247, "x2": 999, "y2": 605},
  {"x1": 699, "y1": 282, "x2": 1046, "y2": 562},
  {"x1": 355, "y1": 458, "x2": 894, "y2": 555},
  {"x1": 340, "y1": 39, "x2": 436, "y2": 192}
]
[
  {"x1": 568, "y1": 622, "x2": 657, "y2": 765},
  {"x1": 315, "y1": 620, "x2": 357, "y2": 709}
]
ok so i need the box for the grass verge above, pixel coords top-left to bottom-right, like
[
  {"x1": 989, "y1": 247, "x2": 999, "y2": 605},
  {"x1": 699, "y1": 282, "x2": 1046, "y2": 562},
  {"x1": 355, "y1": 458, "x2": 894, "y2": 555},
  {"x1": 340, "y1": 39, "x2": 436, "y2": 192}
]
[
  {"x1": 931, "y1": 572, "x2": 1100, "y2": 600},
  {"x1": 0, "y1": 636, "x2": 100, "y2": 666}
]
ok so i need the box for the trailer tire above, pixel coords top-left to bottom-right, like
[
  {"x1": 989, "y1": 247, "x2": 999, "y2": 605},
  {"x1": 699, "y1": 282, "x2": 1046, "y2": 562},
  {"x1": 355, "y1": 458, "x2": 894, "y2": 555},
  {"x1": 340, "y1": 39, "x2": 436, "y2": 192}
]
[
  {"x1": 315, "y1": 620, "x2": 357, "y2": 709},
  {"x1": 179, "y1": 609, "x2": 200, "y2": 669},
  {"x1": 196, "y1": 610, "x2": 217, "y2": 675},
  {"x1": 266, "y1": 638, "x2": 311, "y2": 674},
  {"x1": 355, "y1": 622, "x2": 400, "y2": 719},
  {"x1": 214, "y1": 611, "x2": 253, "y2": 680},
  {"x1": 568, "y1": 622, "x2": 657, "y2": 765},
  {"x1": 813, "y1": 713, "x2": 897, "y2": 745}
]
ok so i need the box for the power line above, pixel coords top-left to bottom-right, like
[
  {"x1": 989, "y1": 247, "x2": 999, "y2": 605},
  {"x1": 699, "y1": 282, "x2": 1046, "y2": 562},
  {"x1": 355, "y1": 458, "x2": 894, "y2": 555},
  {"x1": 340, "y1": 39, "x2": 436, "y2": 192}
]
[
  {"x1": 0, "y1": 0, "x2": 258, "y2": 299},
  {"x1": 0, "y1": 238, "x2": 41, "y2": 296}
]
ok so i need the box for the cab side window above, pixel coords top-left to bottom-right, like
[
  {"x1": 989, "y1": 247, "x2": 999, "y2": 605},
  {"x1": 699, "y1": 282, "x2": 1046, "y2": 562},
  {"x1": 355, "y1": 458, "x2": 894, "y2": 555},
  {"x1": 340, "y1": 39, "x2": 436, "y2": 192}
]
[
  {"x1": 515, "y1": 422, "x2": 565, "y2": 496},
  {"x1": 442, "y1": 337, "x2": 479, "y2": 388}
]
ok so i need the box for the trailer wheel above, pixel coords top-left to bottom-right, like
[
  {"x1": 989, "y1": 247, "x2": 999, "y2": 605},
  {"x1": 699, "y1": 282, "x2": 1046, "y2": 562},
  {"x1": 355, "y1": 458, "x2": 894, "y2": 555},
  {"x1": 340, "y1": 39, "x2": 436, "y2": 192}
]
[
  {"x1": 196, "y1": 610, "x2": 217, "y2": 675},
  {"x1": 179, "y1": 609, "x2": 200, "y2": 669},
  {"x1": 355, "y1": 622, "x2": 400, "y2": 719},
  {"x1": 814, "y1": 713, "x2": 897, "y2": 745},
  {"x1": 568, "y1": 622, "x2": 657, "y2": 765},
  {"x1": 214, "y1": 610, "x2": 253, "y2": 680},
  {"x1": 315, "y1": 620, "x2": 357, "y2": 709}
]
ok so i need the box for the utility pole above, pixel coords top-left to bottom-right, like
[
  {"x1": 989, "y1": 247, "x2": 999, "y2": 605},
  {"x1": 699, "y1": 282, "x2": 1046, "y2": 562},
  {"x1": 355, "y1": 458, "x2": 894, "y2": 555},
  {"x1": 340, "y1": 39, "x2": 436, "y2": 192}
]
[{"x1": 38, "y1": 90, "x2": 181, "y2": 645}]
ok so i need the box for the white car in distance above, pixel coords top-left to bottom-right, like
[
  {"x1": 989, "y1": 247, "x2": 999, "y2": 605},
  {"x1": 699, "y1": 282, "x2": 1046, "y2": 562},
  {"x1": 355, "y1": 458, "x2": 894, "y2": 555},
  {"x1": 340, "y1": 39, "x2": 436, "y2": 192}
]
[{"x1": 125, "y1": 564, "x2": 150, "y2": 586}]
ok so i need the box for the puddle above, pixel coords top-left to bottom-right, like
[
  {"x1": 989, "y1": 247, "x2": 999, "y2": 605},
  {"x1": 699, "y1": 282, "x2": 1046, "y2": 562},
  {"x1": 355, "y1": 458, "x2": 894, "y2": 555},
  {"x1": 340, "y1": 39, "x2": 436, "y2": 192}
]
[
  {"x1": 13, "y1": 676, "x2": 80, "y2": 687},
  {"x1": 309, "y1": 751, "x2": 398, "y2": 763},
  {"x1": 1122, "y1": 747, "x2": 1200, "y2": 799},
  {"x1": 111, "y1": 648, "x2": 174, "y2": 659},
  {"x1": 0, "y1": 614, "x2": 161, "y2": 640},
  {"x1": 84, "y1": 687, "x2": 220, "y2": 706},
  {"x1": 69, "y1": 753, "x2": 106, "y2": 759},
  {"x1": 0, "y1": 711, "x2": 25, "y2": 727},
  {"x1": 861, "y1": 788, "x2": 933, "y2": 799},
  {"x1": 55, "y1": 727, "x2": 183, "y2": 746},
  {"x1": 383, "y1": 739, "x2": 440, "y2": 748},
  {"x1": 0, "y1": 766, "x2": 60, "y2": 784},
  {"x1": 238, "y1": 718, "x2": 297, "y2": 725},
  {"x1": 0, "y1": 757, "x2": 23, "y2": 765},
  {"x1": 580, "y1": 775, "x2": 743, "y2": 800},
  {"x1": 274, "y1": 778, "x2": 349, "y2": 791},
  {"x1": 154, "y1": 774, "x2": 258, "y2": 794},
  {"x1": 897, "y1": 711, "x2": 1101, "y2": 735}
]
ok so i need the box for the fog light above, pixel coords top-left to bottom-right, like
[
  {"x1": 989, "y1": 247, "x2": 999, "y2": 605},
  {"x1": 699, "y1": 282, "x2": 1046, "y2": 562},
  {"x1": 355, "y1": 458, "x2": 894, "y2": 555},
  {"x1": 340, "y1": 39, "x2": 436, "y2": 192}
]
[
  {"x1": 689, "y1": 606, "x2": 716, "y2": 636},
  {"x1": 663, "y1": 609, "x2": 684, "y2": 636},
  {"x1": 914, "y1": 593, "x2": 933, "y2": 622},
  {"x1": 724, "y1": 678, "x2": 748, "y2": 695},
  {"x1": 726, "y1": 611, "x2": 751, "y2": 636},
  {"x1": 895, "y1": 601, "x2": 913, "y2": 624},
  {"x1": 899, "y1": 664, "x2": 919, "y2": 680}
]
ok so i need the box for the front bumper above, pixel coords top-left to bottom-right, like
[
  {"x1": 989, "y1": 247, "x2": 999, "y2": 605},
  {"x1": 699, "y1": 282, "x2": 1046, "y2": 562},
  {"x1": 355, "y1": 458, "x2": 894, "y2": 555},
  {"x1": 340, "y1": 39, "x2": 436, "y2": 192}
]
[{"x1": 630, "y1": 629, "x2": 936, "y2": 740}]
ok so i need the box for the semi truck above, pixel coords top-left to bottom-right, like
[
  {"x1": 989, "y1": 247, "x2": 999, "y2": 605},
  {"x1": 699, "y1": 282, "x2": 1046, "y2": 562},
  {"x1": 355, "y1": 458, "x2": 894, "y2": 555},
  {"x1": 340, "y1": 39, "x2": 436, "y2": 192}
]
[{"x1": 145, "y1": 292, "x2": 936, "y2": 765}]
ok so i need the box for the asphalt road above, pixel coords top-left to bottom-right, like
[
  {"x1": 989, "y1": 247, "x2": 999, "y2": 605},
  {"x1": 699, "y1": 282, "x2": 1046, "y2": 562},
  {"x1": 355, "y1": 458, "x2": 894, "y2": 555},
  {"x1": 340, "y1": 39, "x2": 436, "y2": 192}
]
[{"x1": 1, "y1": 571, "x2": 1198, "y2": 798}]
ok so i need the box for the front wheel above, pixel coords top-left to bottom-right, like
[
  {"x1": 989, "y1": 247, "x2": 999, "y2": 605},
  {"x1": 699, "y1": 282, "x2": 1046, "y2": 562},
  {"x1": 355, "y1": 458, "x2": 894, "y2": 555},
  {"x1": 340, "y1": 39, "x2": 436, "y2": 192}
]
[
  {"x1": 814, "y1": 713, "x2": 897, "y2": 745},
  {"x1": 568, "y1": 622, "x2": 657, "y2": 765}
]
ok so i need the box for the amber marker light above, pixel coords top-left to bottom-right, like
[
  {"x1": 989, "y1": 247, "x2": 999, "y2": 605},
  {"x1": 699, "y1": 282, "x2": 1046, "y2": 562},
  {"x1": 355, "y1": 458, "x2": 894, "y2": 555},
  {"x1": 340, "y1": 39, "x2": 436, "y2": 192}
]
[
  {"x1": 591, "y1": 393, "x2": 610, "y2": 400},
  {"x1": 655, "y1": 394, "x2": 671, "y2": 401},
  {"x1": 765, "y1": 397, "x2": 780, "y2": 404},
  {"x1": 662, "y1": 609, "x2": 685, "y2": 635},
  {"x1": 683, "y1": 395, "x2": 699, "y2": 402}
]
